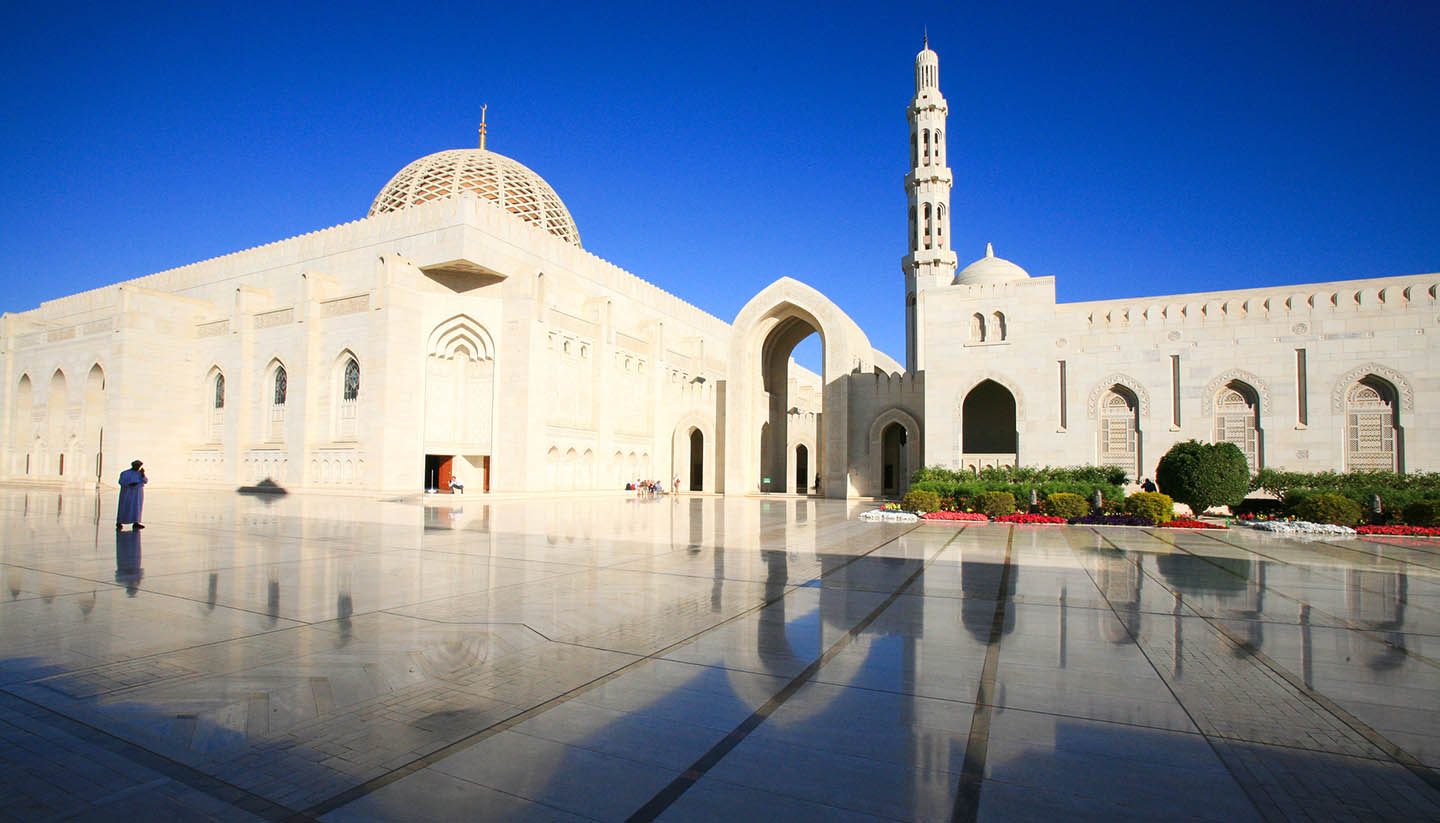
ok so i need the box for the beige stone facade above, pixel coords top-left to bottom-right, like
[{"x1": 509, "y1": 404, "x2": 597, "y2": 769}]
[{"x1": 1, "y1": 45, "x2": 1433, "y2": 496}]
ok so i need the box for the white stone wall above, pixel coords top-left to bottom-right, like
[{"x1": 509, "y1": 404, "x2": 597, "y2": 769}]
[{"x1": 922, "y1": 273, "x2": 1440, "y2": 480}]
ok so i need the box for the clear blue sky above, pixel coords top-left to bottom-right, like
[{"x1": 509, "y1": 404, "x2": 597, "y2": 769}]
[{"x1": 3, "y1": 1, "x2": 1437, "y2": 370}]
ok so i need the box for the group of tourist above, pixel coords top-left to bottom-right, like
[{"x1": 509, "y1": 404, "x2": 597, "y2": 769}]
[{"x1": 626, "y1": 478, "x2": 679, "y2": 497}]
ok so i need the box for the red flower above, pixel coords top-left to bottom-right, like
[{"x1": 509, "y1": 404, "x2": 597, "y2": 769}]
[
  {"x1": 992, "y1": 513, "x2": 1068, "y2": 524},
  {"x1": 1356, "y1": 524, "x2": 1440, "y2": 536},
  {"x1": 921, "y1": 511, "x2": 989, "y2": 521},
  {"x1": 1163, "y1": 518, "x2": 1226, "y2": 529}
]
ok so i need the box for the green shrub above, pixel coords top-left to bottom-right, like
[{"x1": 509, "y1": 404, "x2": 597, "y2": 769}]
[
  {"x1": 1293, "y1": 493, "x2": 1363, "y2": 527},
  {"x1": 1043, "y1": 492, "x2": 1089, "y2": 519},
  {"x1": 899, "y1": 489, "x2": 942, "y2": 514},
  {"x1": 974, "y1": 491, "x2": 1017, "y2": 517},
  {"x1": 1402, "y1": 499, "x2": 1440, "y2": 526},
  {"x1": 1125, "y1": 492, "x2": 1175, "y2": 524},
  {"x1": 1155, "y1": 441, "x2": 1250, "y2": 515}
]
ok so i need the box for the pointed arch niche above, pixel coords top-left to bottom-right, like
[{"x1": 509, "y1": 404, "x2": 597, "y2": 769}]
[
  {"x1": 424, "y1": 316, "x2": 495, "y2": 492},
  {"x1": 868, "y1": 407, "x2": 921, "y2": 497}
]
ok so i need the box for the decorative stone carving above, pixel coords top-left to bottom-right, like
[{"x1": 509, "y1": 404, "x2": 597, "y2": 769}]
[
  {"x1": 255, "y1": 308, "x2": 294, "y2": 329},
  {"x1": 1200, "y1": 369, "x2": 1272, "y2": 418},
  {"x1": 196, "y1": 320, "x2": 230, "y2": 338},
  {"x1": 1086, "y1": 374, "x2": 1151, "y2": 419},
  {"x1": 321, "y1": 294, "x2": 370, "y2": 317},
  {"x1": 1331, "y1": 363, "x2": 1414, "y2": 412}
]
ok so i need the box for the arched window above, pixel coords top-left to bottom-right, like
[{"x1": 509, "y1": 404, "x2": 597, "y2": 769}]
[
  {"x1": 908, "y1": 206, "x2": 917, "y2": 248},
  {"x1": 923, "y1": 203, "x2": 933, "y2": 249},
  {"x1": 1099, "y1": 386, "x2": 1140, "y2": 480},
  {"x1": 336, "y1": 356, "x2": 360, "y2": 440},
  {"x1": 273, "y1": 366, "x2": 287, "y2": 405},
  {"x1": 922, "y1": 129, "x2": 931, "y2": 165},
  {"x1": 936, "y1": 204, "x2": 945, "y2": 247},
  {"x1": 934, "y1": 129, "x2": 943, "y2": 163},
  {"x1": 970, "y1": 312, "x2": 987, "y2": 342},
  {"x1": 267, "y1": 362, "x2": 288, "y2": 442},
  {"x1": 214, "y1": 373, "x2": 225, "y2": 409},
  {"x1": 343, "y1": 359, "x2": 359, "y2": 401},
  {"x1": 1214, "y1": 381, "x2": 1260, "y2": 471},
  {"x1": 992, "y1": 311, "x2": 1007, "y2": 341},
  {"x1": 1346, "y1": 377, "x2": 1398, "y2": 472},
  {"x1": 911, "y1": 132, "x2": 919, "y2": 168},
  {"x1": 206, "y1": 369, "x2": 225, "y2": 442}
]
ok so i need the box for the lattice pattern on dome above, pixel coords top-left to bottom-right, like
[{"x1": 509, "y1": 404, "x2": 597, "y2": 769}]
[{"x1": 368, "y1": 149, "x2": 581, "y2": 247}]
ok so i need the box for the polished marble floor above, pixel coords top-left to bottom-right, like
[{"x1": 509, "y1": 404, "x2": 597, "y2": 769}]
[{"x1": 1, "y1": 487, "x2": 1437, "y2": 821}]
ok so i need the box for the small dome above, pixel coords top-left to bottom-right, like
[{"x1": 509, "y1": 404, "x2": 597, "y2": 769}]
[
  {"x1": 369, "y1": 148, "x2": 581, "y2": 247},
  {"x1": 954, "y1": 243, "x2": 1030, "y2": 285}
]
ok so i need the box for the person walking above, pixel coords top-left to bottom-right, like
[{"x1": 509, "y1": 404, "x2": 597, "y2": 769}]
[{"x1": 116, "y1": 460, "x2": 147, "y2": 530}]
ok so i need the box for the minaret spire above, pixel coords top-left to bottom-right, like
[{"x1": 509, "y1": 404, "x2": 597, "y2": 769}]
[
  {"x1": 901, "y1": 41, "x2": 956, "y2": 373},
  {"x1": 478, "y1": 104, "x2": 488, "y2": 150}
]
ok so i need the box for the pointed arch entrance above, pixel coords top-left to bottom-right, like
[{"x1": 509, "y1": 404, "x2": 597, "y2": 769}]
[
  {"x1": 725, "y1": 277, "x2": 876, "y2": 498},
  {"x1": 423, "y1": 316, "x2": 495, "y2": 491}
]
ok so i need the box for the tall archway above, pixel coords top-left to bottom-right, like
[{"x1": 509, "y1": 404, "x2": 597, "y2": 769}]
[
  {"x1": 1345, "y1": 376, "x2": 1400, "y2": 472},
  {"x1": 868, "y1": 408, "x2": 921, "y2": 497},
  {"x1": 726, "y1": 277, "x2": 875, "y2": 497},
  {"x1": 880, "y1": 424, "x2": 906, "y2": 496},
  {"x1": 47, "y1": 370, "x2": 68, "y2": 477},
  {"x1": 795, "y1": 444, "x2": 809, "y2": 493},
  {"x1": 962, "y1": 379, "x2": 1017, "y2": 469},
  {"x1": 82, "y1": 365, "x2": 105, "y2": 482},
  {"x1": 12, "y1": 375, "x2": 32, "y2": 475},
  {"x1": 690, "y1": 428, "x2": 704, "y2": 491}
]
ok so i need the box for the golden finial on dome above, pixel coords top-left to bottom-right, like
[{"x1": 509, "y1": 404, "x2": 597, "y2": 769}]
[{"x1": 478, "y1": 104, "x2": 488, "y2": 150}]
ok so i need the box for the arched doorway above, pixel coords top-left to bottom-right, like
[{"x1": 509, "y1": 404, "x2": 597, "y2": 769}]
[
  {"x1": 881, "y1": 423, "x2": 907, "y2": 496},
  {"x1": 689, "y1": 428, "x2": 704, "y2": 491},
  {"x1": 962, "y1": 379, "x2": 1017, "y2": 469},
  {"x1": 795, "y1": 444, "x2": 808, "y2": 493}
]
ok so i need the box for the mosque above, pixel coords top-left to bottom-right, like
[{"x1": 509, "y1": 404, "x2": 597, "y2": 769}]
[{"x1": 2, "y1": 44, "x2": 1435, "y2": 497}]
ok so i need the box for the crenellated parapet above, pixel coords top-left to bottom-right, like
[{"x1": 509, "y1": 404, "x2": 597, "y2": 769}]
[{"x1": 1075, "y1": 275, "x2": 1440, "y2": 330}]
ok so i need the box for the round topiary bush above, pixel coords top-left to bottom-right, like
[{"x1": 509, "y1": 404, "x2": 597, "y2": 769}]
[
  {"x1": 1293, "y1": 493, "x2": 1363, "y2": 527},
  {"x1": 1043, "y1": 492, "x2": 1089, "y2": 520},
  {"x1": 1402, "y1": 499, "x2": 1440, "y2": 527},
  {"x1": 975, "y1": 491, "x2": 1017, "y2": 518},
  {"x1": 900, "y1": 489, "x2": 942, "y2": 514},
  {"x1": 1155, "y1": 441, "x2": 1250, "y2": 516},
  {"x1": 1125, "y1": 492, "x2": 1175, "y2": 524}
]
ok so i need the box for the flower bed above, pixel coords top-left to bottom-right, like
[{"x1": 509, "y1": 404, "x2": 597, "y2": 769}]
[
  {"x1": 921, "y1": 511, "x2": 989, "y2": 521},
  {"x1": 1068, "y1": 513, "x2": 1155, "y2": 527},
  {"x1": 992, "y1": 513, "x2": 1067, "y2": 524},
  {"x1": 1162, "y1": 518, "x2": 1226, "y2": 530},
  {"x1": 1243, "y1": 519, "x2": 1355, "y2": 536},
  {"x1": 860, "y1": 509, "x2": 920, "y2": 523},
  {"x1": 1356, "y1": 524, "x2": 1440, "y2": 536}
]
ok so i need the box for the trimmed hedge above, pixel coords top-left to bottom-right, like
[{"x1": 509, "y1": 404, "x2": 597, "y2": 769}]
[
  {"x1": 1293, "y1": 493, "x2": 1363, "y2": 527},
  {"x1": 1155, "y1": 441, "x2": 1250, "y2": 515},
  {"x1": 900, "y1": 489, "x2": 942, "y2": 514},
  {"x1": 1125, "y1": 492, "x2": 1175, "y2": 525},
  {"x1": 1252, "y1": 469, "x2": 1440, "y2": 520},
  {"x1": 1043, "y1": 492, "x2": 1089, "y2": 520},
  {"x1": 910, "y1": 465, "x2": 1125, "y2": 513},
  {"x1": 975, "y1": 491, "x2": 1018, "y2": 518}
]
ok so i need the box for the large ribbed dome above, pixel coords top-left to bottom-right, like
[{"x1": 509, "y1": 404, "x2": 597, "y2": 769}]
[{"x1": 369, "y1": 148, "x2": 581, "y2": 247}]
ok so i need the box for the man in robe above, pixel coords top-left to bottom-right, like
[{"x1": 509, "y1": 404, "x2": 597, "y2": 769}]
[{"x1": 117, "y1": 460, "x2": 147, "y2": 530}]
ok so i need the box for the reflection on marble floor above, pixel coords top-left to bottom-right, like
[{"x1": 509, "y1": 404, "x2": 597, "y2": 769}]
[{"x1": 0, "y1": 487, "x2": 1437, "y2": 821}]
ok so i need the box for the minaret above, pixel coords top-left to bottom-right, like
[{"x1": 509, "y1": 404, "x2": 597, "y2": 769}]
[{"x1": 902, "y1": 38, "x2": 957, "y2": 372}]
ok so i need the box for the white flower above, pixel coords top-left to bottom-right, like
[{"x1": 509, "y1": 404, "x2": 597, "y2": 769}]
[
  {"x1": 1243, "y1": 519, "x2": 1355, "y2": 536},
  {"x1": 859, "y1": 510, "x2": 920, "y2": 523}
]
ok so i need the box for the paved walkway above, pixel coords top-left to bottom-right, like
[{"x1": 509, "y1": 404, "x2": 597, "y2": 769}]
[{"x1": 1, "y1": 488, "x2": 1437, "y2": 821}]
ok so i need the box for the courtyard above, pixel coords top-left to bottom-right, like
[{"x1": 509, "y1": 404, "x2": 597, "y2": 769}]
[{"x1": 0, "y1": 486, "x2": 1436, "y2": 821}]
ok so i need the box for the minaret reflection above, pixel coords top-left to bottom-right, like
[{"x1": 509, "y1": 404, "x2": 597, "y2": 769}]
[
  {"x1": 114, "y1": 529, "x2": 143, "y2": 596},
  {"x1": 266, "y1": 568, "x2": 281, "y2": 625},
  {"x1": 1345, "y1": 567, "x2": 1408, "y2": 670}
]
